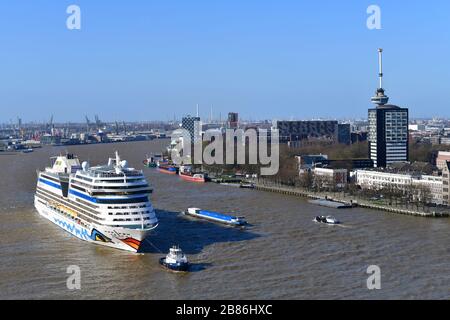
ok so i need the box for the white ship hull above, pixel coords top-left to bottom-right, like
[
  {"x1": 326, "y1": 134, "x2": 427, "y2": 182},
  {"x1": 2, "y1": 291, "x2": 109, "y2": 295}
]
[{"x1": 34, "y1": 198, "x2": 153, "y2": 253}]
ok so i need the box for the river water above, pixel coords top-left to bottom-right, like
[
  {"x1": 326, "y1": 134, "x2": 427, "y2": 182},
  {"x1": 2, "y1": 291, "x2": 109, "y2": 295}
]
[{"x1": 0, "y1": 140, "x2": 449, "y2": 299}]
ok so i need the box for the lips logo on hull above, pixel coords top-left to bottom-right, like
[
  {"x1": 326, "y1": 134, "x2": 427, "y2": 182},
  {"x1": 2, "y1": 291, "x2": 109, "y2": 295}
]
[{"x1": 120, "y1": 238, "x2": 141, "y2": 250}]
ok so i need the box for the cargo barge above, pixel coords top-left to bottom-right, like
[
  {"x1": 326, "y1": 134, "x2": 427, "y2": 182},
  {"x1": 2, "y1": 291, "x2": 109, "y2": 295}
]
[
  {"x1": 308, "y1": 199, "x2": 353, "y2": 209},
  {"x1": 183, "y1": 208, "x2": 247, "y2": 226},
  {"x1": 157, "y1": 162, "x2": 179, "y2": 175}
]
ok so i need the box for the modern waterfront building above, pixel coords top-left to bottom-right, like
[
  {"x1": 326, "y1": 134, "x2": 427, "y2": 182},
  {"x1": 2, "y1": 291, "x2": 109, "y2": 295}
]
[
  {"x1": 354, "y1": 169, "x2": 443, "y2": 205},
  {"x1": 368, "y1": 49, "x2": 409, "y2": 167}
]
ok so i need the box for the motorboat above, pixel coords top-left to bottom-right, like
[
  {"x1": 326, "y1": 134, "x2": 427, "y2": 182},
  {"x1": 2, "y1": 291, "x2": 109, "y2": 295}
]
[{"x1": 314, "y1": 215, "x2": 340, "y2": 225}]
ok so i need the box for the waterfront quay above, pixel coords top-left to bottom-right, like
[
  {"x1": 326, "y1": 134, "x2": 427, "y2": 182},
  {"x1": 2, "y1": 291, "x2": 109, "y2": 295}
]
[{"x1": 254, "y1": 180, "x2": 450, "y2": 218}]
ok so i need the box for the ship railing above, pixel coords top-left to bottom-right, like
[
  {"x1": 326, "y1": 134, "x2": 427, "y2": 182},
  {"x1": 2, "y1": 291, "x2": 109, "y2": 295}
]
[{"x1": 83, "y1": 171, "x2": 144, "y2": 178}]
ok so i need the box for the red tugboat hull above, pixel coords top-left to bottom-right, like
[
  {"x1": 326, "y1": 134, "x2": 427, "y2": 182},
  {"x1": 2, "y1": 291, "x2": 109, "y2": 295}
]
[{"x1": 179, "y1": 173, "x2": 206, "y2": 183}]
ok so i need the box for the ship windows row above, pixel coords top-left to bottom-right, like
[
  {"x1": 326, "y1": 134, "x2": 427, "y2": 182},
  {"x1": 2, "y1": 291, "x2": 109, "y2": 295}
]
[
  {"x1": 36, "y1": 188, "x2": 99, "y2": 216},
  {"x1": 106, "y1": 204, "x2": 151, "y2": 210},
  {"x1": 72, "y1": 178, "x2": 149, "y2": 190},
  {"x1": 74, "y1": 175, "x2": 93, "y2": 183},
  {"x1": 112, "y1": 217, "x2": 152, "y2": 222},
  {"x1": 96, "y1": 178, "x2": 146, "y2": 184},
  {"x1": 92, "y1": 184, "x2": 150, "y2": 190},
  {"x1": 91, "y1": 190, "x2": 150, "y2": 196},
  {"x1": 41, "y1": 174, "x2": 61, "y2": 183},
  {"x1": 108, "y1": 211, "x2": 152, "y2": 216},
  {"x1": 95, "y1": 197, "x2": 149, "y2": 204}
]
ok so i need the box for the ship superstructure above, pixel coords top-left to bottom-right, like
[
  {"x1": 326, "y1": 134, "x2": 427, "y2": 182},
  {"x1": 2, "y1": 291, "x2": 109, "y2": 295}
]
[{"x1": 34, "y1": 152, "x2": 158, "y2": 252}]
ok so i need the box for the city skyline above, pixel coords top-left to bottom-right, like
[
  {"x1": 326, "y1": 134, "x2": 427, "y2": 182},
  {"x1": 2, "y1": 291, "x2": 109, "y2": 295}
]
[{"x1": 1, "y1": 1, "x2": 450, "y2": 122}]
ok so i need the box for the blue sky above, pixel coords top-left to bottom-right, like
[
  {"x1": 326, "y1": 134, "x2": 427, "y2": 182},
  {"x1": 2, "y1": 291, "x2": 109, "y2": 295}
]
[{"x1": 0, "y1": 0, "x2": 449, "y2": 122}]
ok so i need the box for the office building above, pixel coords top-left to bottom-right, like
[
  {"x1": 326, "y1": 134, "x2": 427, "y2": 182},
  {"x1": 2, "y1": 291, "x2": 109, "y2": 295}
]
[{"x1": 338, "y1": 123, "x2": 351, "y2": 145}]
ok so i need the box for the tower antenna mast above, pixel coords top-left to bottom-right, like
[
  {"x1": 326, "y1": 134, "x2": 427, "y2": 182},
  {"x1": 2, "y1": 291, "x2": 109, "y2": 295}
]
[{"x1": 378, "y1": 48, "x2": 383, "y2": 89}]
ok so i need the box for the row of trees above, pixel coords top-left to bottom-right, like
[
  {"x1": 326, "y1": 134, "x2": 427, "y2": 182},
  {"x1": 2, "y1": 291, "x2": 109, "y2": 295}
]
[{"x1": 357, "y1": 183, "x2": 433, "y2": 210}]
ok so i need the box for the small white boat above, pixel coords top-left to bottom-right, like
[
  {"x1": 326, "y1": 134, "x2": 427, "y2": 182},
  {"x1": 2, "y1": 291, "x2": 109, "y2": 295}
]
[
  {"x1": 314, "y1": 215, "x2": 340, "y2": 225},
  {"x1": 239, "y1": 182, "x2": 255, "y2": 189}
]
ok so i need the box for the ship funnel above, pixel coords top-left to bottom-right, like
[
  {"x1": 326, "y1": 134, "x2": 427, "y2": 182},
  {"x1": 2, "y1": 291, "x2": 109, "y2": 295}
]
[
  {"x1": 115, "y1": 151, "x2": 121, "y2": 164},
  {"x1": 82, "y1": 161, "x2": 89, "y2": 171}
]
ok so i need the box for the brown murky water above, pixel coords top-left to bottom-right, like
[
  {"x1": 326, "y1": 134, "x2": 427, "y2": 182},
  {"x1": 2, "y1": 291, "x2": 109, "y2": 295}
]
[{"x1": 0, "y1": 140, "x2": 449, "y2": 299}]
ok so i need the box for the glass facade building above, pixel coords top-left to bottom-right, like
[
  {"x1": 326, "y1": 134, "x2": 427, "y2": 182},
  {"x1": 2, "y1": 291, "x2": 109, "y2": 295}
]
[{"x1": 368, "y1": 105, "x2": 409, "y2": 168}]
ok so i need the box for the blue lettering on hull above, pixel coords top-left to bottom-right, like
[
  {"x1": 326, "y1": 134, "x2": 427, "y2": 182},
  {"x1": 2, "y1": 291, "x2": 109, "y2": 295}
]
[{"x1": 53, "y1": 217, "x2": 91, "y2": 241}]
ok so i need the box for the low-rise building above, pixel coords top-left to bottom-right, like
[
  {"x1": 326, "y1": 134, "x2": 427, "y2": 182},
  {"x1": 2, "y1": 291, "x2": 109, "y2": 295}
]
[
  {"x1": 409, "y1": 124, "x2": 426, "y2": 131},
  {"x1": 325, "y1": 158, "x2": 374, "y2": 170},
  {"x1": 436, "y1": 151, "x2": 450, "y2": 171},
  {"x1": 442, "y1": 161, "x2": 450, "y2": 206},
  {"x1": 354, "y1": 169, "x2": 443, "y2": 205},
  {"x1": 313, "y1": 167, "x2": 348, "y2": 189},
  {"x1": 414, "y1": 175, "x2": 444, "y2": 205},
  {"x1": 39, "y1": 134, "x2": 61, "y2": 145},
  {"x1": 441, "y1": 137, "x2": 450, "y2": 145},
  {"x1": 295, "y1": 154, "x2": 328, "y2": 173}
]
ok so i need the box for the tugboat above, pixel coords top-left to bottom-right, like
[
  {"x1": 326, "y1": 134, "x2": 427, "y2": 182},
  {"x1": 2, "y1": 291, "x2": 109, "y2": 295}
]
[
  {"x1": 159, "y1": 246, "x2": 189, "y2": 272},
  {"x1": 179, "y1": 165, "x2": 206, "y2": 183},
  {"x1": 314, "y1": 215, "x2": 340, "y2": 225}
]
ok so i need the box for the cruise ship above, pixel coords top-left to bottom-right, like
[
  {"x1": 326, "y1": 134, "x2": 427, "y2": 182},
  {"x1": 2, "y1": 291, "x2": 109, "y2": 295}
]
[{"x1": 34, "y1": 152, "x2": 158, "y2": 252}]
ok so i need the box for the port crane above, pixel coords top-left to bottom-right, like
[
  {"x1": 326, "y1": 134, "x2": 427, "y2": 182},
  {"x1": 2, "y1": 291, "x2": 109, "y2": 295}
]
[
  {"x1": 85, "y1": 116, "x2": 91, "y2": 133},
  {"x1": 115, "y1": 121, "x2": 120, "y2": 135},
  {"x1": 46, "y1": 115, "x2": 54, "y2": 134}
]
